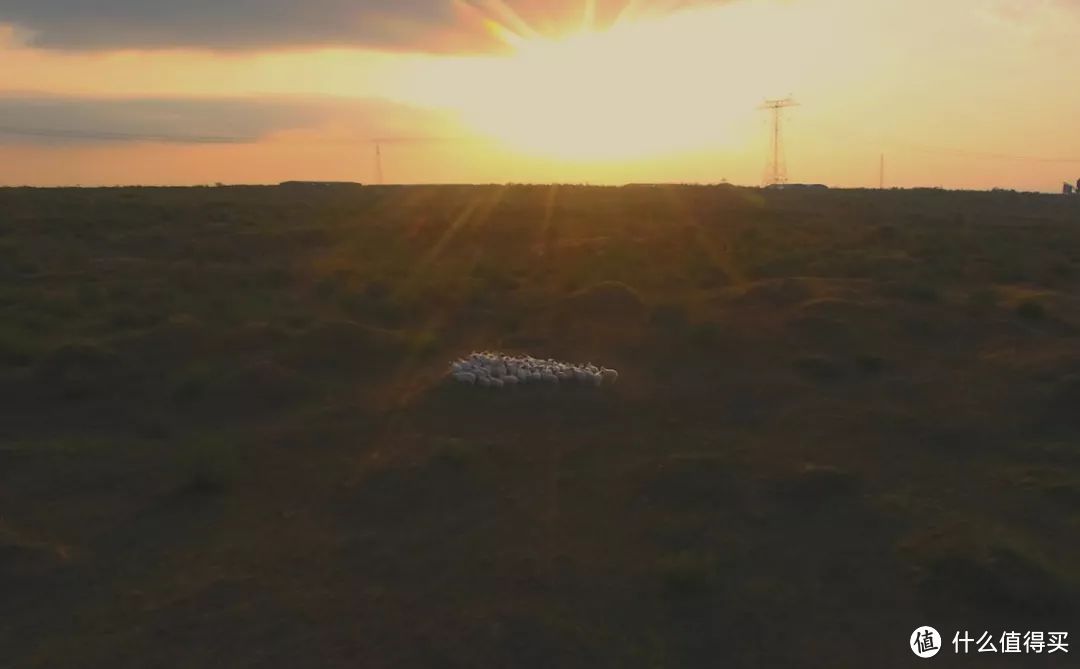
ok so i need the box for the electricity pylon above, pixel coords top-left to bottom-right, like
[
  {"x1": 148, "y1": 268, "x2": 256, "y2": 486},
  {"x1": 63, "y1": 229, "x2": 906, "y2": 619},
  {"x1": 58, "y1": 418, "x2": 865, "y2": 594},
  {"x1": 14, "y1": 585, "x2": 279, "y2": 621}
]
[
  {"x1": 375, "y1": 143, "x2": 384, "y2": 185},
  {"x1": 760, "y1": 97, "x2": 798, "y2": 186}
]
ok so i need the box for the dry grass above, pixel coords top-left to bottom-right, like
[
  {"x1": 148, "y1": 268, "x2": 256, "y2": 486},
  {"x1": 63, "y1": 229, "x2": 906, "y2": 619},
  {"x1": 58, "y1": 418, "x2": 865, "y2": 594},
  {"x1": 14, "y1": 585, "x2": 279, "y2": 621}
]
[{"x1": 2, "y1": 184, "x2": 1080, "y2": 668}]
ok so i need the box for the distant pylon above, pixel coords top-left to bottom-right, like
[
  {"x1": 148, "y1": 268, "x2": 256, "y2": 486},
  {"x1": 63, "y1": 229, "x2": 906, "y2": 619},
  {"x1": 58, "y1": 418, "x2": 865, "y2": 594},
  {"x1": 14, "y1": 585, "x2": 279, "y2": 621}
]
[
  {"x1": 760, "y1": 97, "x2": 798, "y2": 186},
  {"x1": 375, "y1": 142, "x2": 384, "y2": 185}
]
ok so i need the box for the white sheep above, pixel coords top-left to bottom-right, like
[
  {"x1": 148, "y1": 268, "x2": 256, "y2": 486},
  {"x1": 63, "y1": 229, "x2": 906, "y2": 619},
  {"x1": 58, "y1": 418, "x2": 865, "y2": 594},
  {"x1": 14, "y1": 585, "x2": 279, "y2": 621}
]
[
  {"x1": 454, "y1": 372, "x2": 477, "y2": 385},
  {"x1": 450, "y1": 351, "x2": 618, "y2": 392}
]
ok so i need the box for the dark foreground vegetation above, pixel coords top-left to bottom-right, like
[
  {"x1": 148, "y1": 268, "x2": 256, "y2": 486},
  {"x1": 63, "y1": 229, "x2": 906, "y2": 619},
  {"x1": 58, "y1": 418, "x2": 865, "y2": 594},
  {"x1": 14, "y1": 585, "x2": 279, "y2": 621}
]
[{"x1": 2, "y1": 184, "x2": 1079, "y2": 667}]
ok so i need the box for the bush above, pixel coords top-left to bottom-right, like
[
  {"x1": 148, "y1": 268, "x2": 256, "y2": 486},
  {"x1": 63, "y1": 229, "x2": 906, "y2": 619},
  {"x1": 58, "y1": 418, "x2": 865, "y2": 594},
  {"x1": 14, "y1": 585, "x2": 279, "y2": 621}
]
[
  {"x1": 36, "y1": 342, "x2": 122, "y2": 400},
  {"x1": 650, "y1": 303, "x2": 689, "y2": 331},
  {"x1": 690, "y1": 321, "x2": 723, "y2": 348},
  {"x1": 967, "y1": 287, "x2": 1000, "y2": 309},
  {"x1": 409, "y1": 330, "x2": 441, "y2": 357},
  {"x1": 855, "y1": 354, "x2": 886, "y2": 375},
  {"x1": 431, "y1": 439, "x2": 483, "y2": 467},
  {"x1": 134, "y1": 415, "x2": 171, "y2": 441},
  {"x1": 658, "y1": 551, "x2": 717, "y2": 599},
  {"x1": 178, "y1": 437, "x2": 241, "y2": 495},
  {"x1": 1016, "y1": 300, "x2": 1046, "y2": 321},
  {"x1": 793, "y1": 355, "x2": 846, "y2": 381},
  {"x1": 905, "y1": 283, "x2": 941, "y2": 303},
  {"x1": 0, "y1": 327, "x2": 41, "y2": 366},
  {"x1": 559, "y1": 281, "x2": 646, "y2": 320},
  {"x1": 172, "y1": 366, "x2": 212, "y2": 404}
]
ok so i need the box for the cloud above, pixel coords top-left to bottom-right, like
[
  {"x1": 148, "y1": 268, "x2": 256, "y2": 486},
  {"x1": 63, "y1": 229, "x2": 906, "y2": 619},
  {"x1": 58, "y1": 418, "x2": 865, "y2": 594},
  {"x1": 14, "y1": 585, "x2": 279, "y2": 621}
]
[
  {"x1": 0, "y1": 94, "x2": 459, "y2": 145},
  {"x1": 0, "y1": 1, "x2": 721, "y2": 52},
  {"x1": 984, "y1": 0, "x2": 1080, "y2": 22}
]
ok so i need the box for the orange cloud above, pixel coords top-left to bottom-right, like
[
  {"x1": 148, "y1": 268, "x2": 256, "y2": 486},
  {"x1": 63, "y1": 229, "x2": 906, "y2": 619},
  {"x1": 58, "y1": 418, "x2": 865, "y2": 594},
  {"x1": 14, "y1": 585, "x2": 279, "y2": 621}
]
[{"x1": 0, "y1": 0, "x2": 727, "y2": 53}]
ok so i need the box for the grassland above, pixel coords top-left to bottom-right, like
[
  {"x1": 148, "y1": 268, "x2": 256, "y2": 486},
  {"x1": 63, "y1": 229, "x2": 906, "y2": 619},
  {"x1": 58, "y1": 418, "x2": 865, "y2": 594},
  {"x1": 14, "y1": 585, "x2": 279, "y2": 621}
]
[{"x1": 1, "y1": 184, "x2": 1079, "y2": 667}]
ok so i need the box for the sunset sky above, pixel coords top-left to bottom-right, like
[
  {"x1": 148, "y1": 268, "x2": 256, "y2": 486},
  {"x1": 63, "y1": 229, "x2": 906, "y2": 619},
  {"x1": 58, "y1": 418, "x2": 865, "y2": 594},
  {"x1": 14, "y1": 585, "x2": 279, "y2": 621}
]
[{"x1": 1, "y1": 0, "x2": 1078, "y2": 189}]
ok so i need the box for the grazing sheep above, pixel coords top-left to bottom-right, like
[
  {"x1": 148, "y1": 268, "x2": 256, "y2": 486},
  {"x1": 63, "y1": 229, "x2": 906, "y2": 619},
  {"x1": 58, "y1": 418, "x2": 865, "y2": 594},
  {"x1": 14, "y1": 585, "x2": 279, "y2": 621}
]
[
  {"x1": 454, "y1": 372, "x2": 477, "y2": 385},
  {"x1": 449, "y1": 351, "x2": 619, "y2": 393}
]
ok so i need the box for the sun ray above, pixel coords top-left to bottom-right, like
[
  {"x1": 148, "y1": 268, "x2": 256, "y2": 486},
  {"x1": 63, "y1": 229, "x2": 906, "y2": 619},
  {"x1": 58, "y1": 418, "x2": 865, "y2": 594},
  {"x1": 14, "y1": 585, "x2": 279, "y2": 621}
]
[
  {"x1": 466, "y1": 0, "x2": 543, "y2": 43},
  {"x1": 582, "y1": 0, "x2": 598, "y2": 32},
  {"x1": 395, "y1": 0, "x2": 798, "y2": 163},
  {"x1": 537, "y1": 183, "x2": 560, "y2": 260},
  {"x1": 658, "y1": 185, "x2": 746, "y2": 285},
  {"x1": 400, "y1": 186, "x2": 509, "y2": 298},
  {"x1": 612, "y1": 0, "x2": 645, "y2": 28}
]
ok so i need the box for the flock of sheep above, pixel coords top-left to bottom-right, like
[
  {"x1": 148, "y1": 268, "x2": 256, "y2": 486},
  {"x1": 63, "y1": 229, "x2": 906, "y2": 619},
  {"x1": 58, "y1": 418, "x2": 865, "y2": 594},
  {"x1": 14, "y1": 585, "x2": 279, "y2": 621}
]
[{"x1": 449, "y1": 352, "x2": 618, "y2": 389}]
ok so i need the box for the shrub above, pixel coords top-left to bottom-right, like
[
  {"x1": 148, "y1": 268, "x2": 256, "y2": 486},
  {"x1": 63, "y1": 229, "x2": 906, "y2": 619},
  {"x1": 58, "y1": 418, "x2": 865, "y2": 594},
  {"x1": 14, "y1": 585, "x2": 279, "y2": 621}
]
[
  {"x1": 178, "y1": 437, "x2": 240, "y2": 496},
  {"x1": 1016, "y1": 300, "x2": 1046, "y2": 321},
  {"x1": 967, "y1": 287, "x2": 1000, "y2": 309},
  {"x1": 793, "y1": 355, "x2": 846, "y2": 381},
  {"x1": 134, "y1": 415, "x2": 171, "y2": 441},
  {"x1": 409, "y1": 330, "x2": 441, "y2": 357},
  {"x1": 650, "y1": 303, "x2": 689, "y2": 331},
  {"x1": 559, "y1": 281, "x2": 646, "y2": 320},
  {"x1": 36, "y1": 342, "x2": 121, "y2": 400},
  {"x1": 431, "y1": 439, "x2": 482, "y2": 468},
  {"x1": 855, "y1": 354, "x2": 886, "y2": 375},
  {"x1": 0, "y1": 327, "x2": 40, "y2": 366},
  {"x1": 658, "y1": 551, "x2": 717, "y2": 599},
  {"x1": 690, "y1": 321, "x2": 723, "y2": 348},
  {"x1": 906, "y1": 283, "x2": 941, "y2": 303}
]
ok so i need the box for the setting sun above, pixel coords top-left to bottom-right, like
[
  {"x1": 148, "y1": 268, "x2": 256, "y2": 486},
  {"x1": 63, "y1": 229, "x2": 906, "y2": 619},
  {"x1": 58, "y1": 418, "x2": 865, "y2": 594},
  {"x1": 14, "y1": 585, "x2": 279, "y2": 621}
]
[
  {"x1": 1, "y1": 0, "x2": 1078, "y2": 187},
  {"x1": 394, "y1": 4, "x2": 781, "y2": 160},
  {"x1": 387, "y1": 0, "x2": 889, "y2": 164}
]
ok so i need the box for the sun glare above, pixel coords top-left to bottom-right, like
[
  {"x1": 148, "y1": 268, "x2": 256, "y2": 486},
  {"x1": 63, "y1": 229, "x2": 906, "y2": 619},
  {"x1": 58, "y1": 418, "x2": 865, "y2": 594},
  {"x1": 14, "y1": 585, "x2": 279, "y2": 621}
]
[{"x1": 392, "y1": 2, "x2": 824, "y2": 162}]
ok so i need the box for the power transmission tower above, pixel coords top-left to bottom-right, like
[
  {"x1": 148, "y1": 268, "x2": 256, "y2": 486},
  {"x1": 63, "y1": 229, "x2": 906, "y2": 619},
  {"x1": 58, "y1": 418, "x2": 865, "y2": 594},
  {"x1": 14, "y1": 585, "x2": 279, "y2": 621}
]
[
  {"x1": 760, "y1": 97, "x2": 798, "y2": 186},
  {"x1": 375, "y1": 142, "x2": 384, "y2": 185}
]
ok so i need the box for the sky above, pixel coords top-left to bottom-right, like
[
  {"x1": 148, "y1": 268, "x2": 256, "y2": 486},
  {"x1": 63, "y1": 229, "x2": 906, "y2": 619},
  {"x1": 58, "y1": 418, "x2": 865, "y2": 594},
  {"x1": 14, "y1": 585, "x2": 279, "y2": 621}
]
[{"x1": 0, "y1": 0, "x2": 1078, "y2": 189}]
